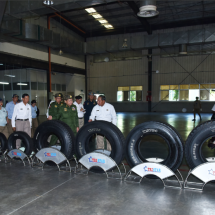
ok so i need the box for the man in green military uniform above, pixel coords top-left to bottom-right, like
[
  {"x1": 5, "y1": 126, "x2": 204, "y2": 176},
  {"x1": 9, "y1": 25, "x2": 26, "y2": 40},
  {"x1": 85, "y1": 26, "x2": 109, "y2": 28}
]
[
  {"x1": 48, "y1": 93, "x2": 64, "y2": 146},
  {"x1": 58, "y1": 95, "x2": 79, "y2": 135},
  {"x1": 48, "y1": 93, "x2": 64, "y2": 120}
]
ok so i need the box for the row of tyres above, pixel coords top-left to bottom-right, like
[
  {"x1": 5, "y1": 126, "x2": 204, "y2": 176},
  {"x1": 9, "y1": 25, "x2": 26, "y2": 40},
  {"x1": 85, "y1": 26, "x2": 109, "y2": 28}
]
[{"x1": 1, "y1": 120, "x2": 214, "y2": 172}]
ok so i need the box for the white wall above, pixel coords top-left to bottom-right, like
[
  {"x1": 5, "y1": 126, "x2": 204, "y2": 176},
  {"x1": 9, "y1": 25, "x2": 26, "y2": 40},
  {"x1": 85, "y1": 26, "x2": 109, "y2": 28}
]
[
  {"x1": 87, "y1": 50, "x2": 148, "y2": 103},
  {"x1": 66, "y1": 74, "x2": 85, "y2": 102},
  {"x1": 87, "y1": 32, "x2": 215, "y2": 113},
  {"x1": 0, "y1": 42, "x2": 85, "y2": 70}
]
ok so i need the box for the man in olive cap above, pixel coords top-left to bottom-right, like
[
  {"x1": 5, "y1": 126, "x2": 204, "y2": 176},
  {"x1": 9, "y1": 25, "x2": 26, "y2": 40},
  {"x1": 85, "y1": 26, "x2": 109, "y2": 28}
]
[
  {"x1": 83, "y1": 92, "x2": 97, "y2": 124},
  {"x1": 47, "y1": 93, "x2": 64, "y2": 120},
  {"x1": 48, "y1": 93, "x2": 64, "y2": 146},
  {"x1": 57, "y1": 95, "x2": 79, "y2": 135}
]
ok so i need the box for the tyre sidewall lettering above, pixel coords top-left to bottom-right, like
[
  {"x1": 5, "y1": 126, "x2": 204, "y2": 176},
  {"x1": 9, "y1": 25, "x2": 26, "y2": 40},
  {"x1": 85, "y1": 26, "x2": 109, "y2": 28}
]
[
  {"x1": 189, "y1": 128, "x2": 215, "y2": 166},
  {"x1": 126, "y1": 122, "x2": 183, "y2": 172}
]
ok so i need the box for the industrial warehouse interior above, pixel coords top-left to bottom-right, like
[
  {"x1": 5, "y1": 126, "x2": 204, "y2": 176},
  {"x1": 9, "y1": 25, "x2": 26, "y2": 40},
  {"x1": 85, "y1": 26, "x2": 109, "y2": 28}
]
[{"x1": 1, "y1": 0, "x2": 215, "y2": 214}]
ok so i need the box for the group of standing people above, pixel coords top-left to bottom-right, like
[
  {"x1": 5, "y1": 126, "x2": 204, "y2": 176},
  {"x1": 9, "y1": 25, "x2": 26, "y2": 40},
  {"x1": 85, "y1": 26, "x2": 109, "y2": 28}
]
[
  {"x1": 0, "y1": 93, "x2": 39, "y2": 148},
  {"x1": 0, "y1": 91, "x2": 117, "y2": 151},
  {"x1": 47, "y1": 92, "x2": 117, "y2": 151}
]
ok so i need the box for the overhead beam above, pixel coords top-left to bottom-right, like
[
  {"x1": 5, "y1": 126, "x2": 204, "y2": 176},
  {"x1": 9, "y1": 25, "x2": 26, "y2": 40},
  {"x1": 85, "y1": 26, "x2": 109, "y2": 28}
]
[
  {"x1": 74, "y1": 12, "x2": 136, "y2": 25},
  {"x1": 64, "y1": 6, "x2": 130, "y2": 19},
  {"x1": 126, "y1": 1, "x2": 151, "y2": 34},
  {"x1": 152, "y1": 15, "x2": 215, "y2": 31},
  {"x1": 57, "y1": 1, "x2": 119, "y2": 14},
  {"x1": 87, "y1": 15, "x2": 215, "y2": 37},
  {"x1": 0, "y1": 53, "x2": 85, "y2": 75}
]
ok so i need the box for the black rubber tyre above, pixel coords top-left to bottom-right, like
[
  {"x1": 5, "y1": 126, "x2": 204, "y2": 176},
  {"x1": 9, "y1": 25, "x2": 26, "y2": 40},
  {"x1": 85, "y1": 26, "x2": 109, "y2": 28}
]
[
  {"x1": 185, "y1": 120, "x2": 215, "y2": 169},
  {"x1": 8, "y1": 131, "x2": 33, "y2": 156},
  {"x1": 75, "y1": 121, "x2": 125, "y2": 173},
  {"x1": 125, "y1": 121, "x2": 184, "y2": 176},
  {"x1": 34, "y1": 120, "x2": 75, "y2": 160},
  {"x1": 0, "y1": 133, "x2": 8, "y2": 152}
]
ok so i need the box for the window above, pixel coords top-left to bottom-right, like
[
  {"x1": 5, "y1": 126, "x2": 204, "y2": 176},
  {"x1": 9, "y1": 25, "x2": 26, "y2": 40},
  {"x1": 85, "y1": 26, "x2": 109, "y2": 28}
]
[
  {"x1": 169, "y1": 90, "x2": 179, "y2": 101},
  {"x1": 180, "y1": 90, "x2": 189, "y2": 101},
  {"x1": 200, "y1": 90, "x2": 209, "y2": 100},
  {"x1": 4, "y1": 83, "x2": 11, "y2": 91},
  {"x1": 62, "y1": 84, "x2": 66, "y2": 91},
  {"x1": 13, "y1": 82, "x2": 20, "y2": 90},
  {"x1": 21, "y1": 82, "x2": 30, "y2": 90},
  {"x1": 117, "y1": 86, "x2": 142, "y2": 102},
  {"x1": 160, "y1": 91, "x2": 169, "y2": 100},
  {"x1": 38, "y1": 83, "x2": 45, "y2": 90},
  {"x1": 118, "y1": 86, "x2": 129, "y2": 91},
  {"x1": 117, "y1": 91, "x2": 123, "y2": 101},
  {"x1": 56, "y1": 84, "x2": 61, "y2": 91},
  {"x1": 31, "y1": 82, "x2": 37, "y2": 90},
  {"x1": 189, "y1": 89, "x2": 199, "y2": 101},
  {"x1": 160, "y1": 84, "x2": 214, "y2": 101},
  {"x1": 51, "y1": 84, "x2": 55, "y2": 91},
  {"x1": 120, "y1": 91, "x2": 129, "y2": 101},
  {"x1": 210, "y1": 90, "x2": 215, "y2": 101}
]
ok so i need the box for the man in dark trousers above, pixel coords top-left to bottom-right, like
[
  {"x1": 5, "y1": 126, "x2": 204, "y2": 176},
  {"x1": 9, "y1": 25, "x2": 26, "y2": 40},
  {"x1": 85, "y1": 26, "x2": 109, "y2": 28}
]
[
  {"x1": 12, "y1": 94, "x2": 32, "y2": 149},
  {"x1": 6, "y1": 94, "x2": 19, "y2": 135},
  {"x1": 48, "y1": 93, "x2": 64, "y2": 146},
  {"x1": 192, "y1": 97, "x2": 202, "y2": 121},
  {"x1": 83, "y1": 92, "x2": 97, "y2": 124}
]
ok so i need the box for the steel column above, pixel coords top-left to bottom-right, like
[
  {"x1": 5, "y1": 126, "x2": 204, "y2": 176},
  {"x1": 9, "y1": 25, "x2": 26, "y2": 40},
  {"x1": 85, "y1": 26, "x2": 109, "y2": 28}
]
[
  {"x1": 0, "y1": 1, "x2": 7, "y2": 27},
  {"x1": 85, "y1": 39, "x2": 87, "y2": 100},
  {"x1": 148, "y1": 49, "x2": 152, "y2": 112}
]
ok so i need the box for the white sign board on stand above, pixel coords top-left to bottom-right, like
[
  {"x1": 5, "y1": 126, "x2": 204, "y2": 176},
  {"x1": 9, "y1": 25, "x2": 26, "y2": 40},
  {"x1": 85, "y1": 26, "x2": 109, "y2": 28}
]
[
  {"x1": 125, "y1": 162, "x2": 183, "y2": 189},
  {"x1": 184, "y1": 162, "x2": 215, "y2": 191}
]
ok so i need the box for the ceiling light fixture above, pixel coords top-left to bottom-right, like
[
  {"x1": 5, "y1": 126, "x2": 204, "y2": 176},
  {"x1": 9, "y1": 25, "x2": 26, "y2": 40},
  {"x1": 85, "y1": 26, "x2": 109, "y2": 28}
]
[
  {"x1": 4, "y1": 74, "x2": 15, "y2": 78},
  {"x1": 137, "y1": 0, "x2": 159, "y2": 18},
  {"x1": 85, "y1": 8, "x2": 96, "y2": 13},
  {"x1": 43, "y1": 0, "x2": 54, "y2": 5},
  {"x1": 0, "y1": 63, "x2": 3, "y2": 65},
  {"x1": 17, "y1": 83, "x2": 28, "y2": 86},
  {"x1": 98, "y1": 19, "x2": 108, "y2": 24},
  {"x1": 92, "y1": 14, "x2": 102, "y2": 19},
  {"x1": 85, "y1": 7, "x2": 114, "y2": 29},
  {"x1": 0, "y1": 82, "x2": 9, "y2": 85},
  {"x1": 103, "y1": 24, "x2": 113, "y2": 29}
]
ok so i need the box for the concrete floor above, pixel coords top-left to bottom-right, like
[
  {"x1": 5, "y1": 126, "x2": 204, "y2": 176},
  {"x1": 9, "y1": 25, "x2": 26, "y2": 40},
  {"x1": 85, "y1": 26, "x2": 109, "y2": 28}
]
[{"x1": 1, "y1": 112, "x2": 215, "y2": 215}]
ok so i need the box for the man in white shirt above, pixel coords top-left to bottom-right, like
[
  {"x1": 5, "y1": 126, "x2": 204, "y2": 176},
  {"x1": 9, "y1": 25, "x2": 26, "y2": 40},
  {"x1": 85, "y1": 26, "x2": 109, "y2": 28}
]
[
  {"x1": 89, "y1": 95, "x2": 117, "y2": 151},
  {"x1": 12, "y1": 94, "x2": 32, "y2": 149},
  {"x1": 74, "y1": 95, "x2": 85, "y2": 129}
]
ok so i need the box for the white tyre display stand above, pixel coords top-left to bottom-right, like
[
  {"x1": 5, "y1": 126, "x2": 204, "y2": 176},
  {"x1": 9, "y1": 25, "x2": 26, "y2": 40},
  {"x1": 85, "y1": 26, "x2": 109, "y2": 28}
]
[
  {"x1": 77, "y1": 152, "x2": 126, "y2": 180},
  {"x1": 32, "y1": 147, "x2": 77, "y2": 172},
  {"x1": 6, "y1": 149, "x2": 31, "y2": 166},
  {"x1": 184, "y1": 162, "x2": 215, "y2": 191},
  {"x1": 0, "y1": 149, "x2": 9, "y2": 163},
  {"x1": 124, "y1": 162, "x2": 183, "y2": 189}
]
